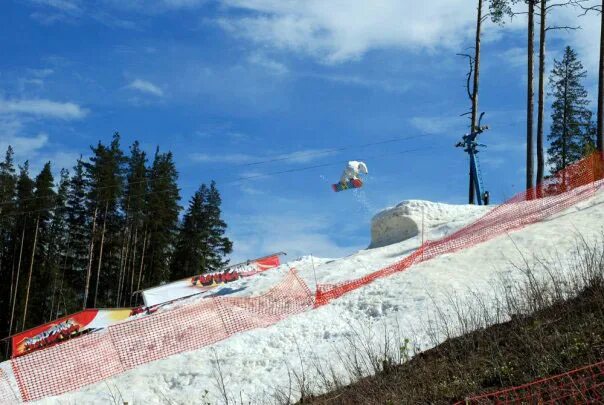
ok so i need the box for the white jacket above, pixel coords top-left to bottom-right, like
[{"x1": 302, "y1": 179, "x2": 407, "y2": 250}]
[{"x1": 340, "y1": 161, "x2": 368, "y2": 183}]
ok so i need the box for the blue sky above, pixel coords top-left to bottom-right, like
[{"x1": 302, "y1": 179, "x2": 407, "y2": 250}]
[{"x1": 0, "y1": 0, "x2": 601, "y2": 262}]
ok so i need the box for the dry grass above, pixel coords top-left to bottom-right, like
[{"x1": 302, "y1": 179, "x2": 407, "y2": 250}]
[{"x1": 301, "y1": 234, "x2": 604, "y2": 404}]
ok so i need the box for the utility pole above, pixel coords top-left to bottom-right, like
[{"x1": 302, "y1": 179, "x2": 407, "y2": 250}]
[{"x1": 456, "y1": 113, "x2": 490, "y2": 206}]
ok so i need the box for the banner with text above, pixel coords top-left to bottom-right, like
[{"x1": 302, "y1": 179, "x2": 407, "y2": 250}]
[
  {"x1": 141, "y1": 254, "x2": 283, "y2": 307},
  {"x1": 12, "y1": 308, "x2": 132, "y2": 357}
]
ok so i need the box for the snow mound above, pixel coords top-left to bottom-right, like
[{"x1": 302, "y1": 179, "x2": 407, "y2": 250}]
[{"x1": 369, "y1": 200, "x2": 490, "y2": 248}]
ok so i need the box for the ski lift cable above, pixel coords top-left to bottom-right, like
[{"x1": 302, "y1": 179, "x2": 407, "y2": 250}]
[
  {"x1": 232, "y1": 146, "x2": 436, "y2": 183},
  {"x1": 0, "y1": 132, "x2": 441, "y2": 208},
  {"x1": 0, "y1": 146, "x2": 439, "y2": 218},
  {"x1": 237, "y1": 133, "x2": 435, "y2": 167}
]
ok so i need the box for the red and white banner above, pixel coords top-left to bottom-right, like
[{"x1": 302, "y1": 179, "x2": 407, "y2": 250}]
[
  {"x1": 12, "y1": 308, "x2": 132, "y2": 357},
  {"x1": 141, "y1": 253, "x2": 284, "y2": 307},
  {"x1": 237, "y1": 255, "x2": 282, "y2": 277}
]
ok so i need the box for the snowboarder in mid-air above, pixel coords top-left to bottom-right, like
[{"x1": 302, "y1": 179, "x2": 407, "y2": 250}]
[{"x1": 332, "y1": 161, "x2": 368, "y2": 192}]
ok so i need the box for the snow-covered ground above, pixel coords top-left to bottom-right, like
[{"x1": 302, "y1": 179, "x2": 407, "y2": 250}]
[{"x1": 9, "y1": 192, "x2": 604, "y2": 404}]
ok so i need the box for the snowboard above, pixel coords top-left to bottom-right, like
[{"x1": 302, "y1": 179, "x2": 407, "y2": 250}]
[{"x1": 332, "y1": 178, "x2": 363, "y2": 192}]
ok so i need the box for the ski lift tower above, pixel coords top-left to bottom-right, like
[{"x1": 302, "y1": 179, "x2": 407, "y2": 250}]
[{"x1": 456, "y1": 112, "x2": 490, "y2": 205}]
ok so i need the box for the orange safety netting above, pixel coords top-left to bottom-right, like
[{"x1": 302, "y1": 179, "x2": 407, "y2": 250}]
[
  {"x1": 10, "y1": 269, "x2": 313, "y2": 402},
  {"x1": 1, "y1": 152, "x2": 603, "y2": 403},
  {"x1": 459, "y1": 360, "x2": 604, "y2": 404},
  {"x1": 315, "y1": 152, "x2": 604, "y2": 306}
]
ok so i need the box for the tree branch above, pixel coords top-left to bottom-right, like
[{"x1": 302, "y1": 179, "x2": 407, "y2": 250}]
[
  {"x1": 546, "y1": 0, "x2": 584, "y2": 11},
  {"x1": 457, "y1": 53, "x2": 474, "y2": 102},
  {"x1": 571, "y1": 0, "x2": 602, "y2": 15},
  {"x1": 545, "y1": 24, "x2": 582, "y2": 31}
]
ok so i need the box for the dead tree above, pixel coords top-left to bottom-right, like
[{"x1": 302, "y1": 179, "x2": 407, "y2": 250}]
[
  {"x1": 83, "y1": 206, "x2": 98, "y2": 309},
  {"x1": 21, "y1": 215, "x2": 39, "y2": 330}
]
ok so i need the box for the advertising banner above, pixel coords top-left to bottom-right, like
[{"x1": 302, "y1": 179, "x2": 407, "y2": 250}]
[
  {"x1": 11, "y1": 308, "x2": 132, "y2": 357},
  {"x1": 141, "y1": 253, "x2": 284, "y2": 307},
  {"x1": 237, "y1": 255, "x2": 282, "y2": 277}
]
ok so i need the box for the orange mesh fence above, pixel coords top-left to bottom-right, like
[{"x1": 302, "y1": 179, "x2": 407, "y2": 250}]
[
  {"x1": 8, "y1": 269, "x2": 313, "y2": 402},
  {"x1": 458, "y1": 360, "x2": 604, "y2": 404},
  {"x1": 12, "y1": 331, "x2": 125, "y2": 402},
  {"x1": 316, "y1": 152, "x2": 604, "y2": 305}
]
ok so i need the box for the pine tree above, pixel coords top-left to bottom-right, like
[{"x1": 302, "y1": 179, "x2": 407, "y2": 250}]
[
  {"x1": 47, "y1": 169, "x2": 71, "y2": 320},
  {"x1": 22, "y1": 162, "x2": 55, "y2": 330},
  {"x1": 66, "y1": 157, "x2": 90, "y2": 312},
  {"x1": 142, "y1": 149, "x2": 180, "y2": 289},
  {"x1": 170, "y1": 182, "x2": 232, "y2": 279},
  {"x1": 83, "y1": 133, "x2": 125, "y2": 307},
  {"x1": 118, "y1": 141, "x2": 147, "y2": 306},
  {"x1": 582, "y1": 121, "x2": 598, "y2": 157},
  {"x1": 9, "y1": 162, "x2": 35, "y2": 334},
  {"x1": 547, "y1": 46, "x2": 593, "y2": 173},
  {"x1": 170, "y1": 185, "x2": 208, "y2": 280},
  {"x1": 203, "y1": 181, "x2": 233, "y2": 272},
  {"x1": 0, "y1": 147, "x2": 17, "y2": 339}
]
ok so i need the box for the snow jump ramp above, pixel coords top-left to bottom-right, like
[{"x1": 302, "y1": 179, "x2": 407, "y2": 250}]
[{"x1": 369, "y1": 200, "x2": 489, "y2": 248}]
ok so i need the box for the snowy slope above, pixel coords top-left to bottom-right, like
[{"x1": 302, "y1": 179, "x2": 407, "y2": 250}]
[{"x1": 23, "y1": 192, "x2": 604, "y2": 404}]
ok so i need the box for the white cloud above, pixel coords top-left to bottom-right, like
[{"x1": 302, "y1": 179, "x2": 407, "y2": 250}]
[
  {"x1": 247, "y1": 53, "x2": 289, "y2": 75},
  {"x1": 101, "y1": 0, "x2": 208, "y2": 13},
  {"x1": 410, "y1": 116, "x2": 463, "y2": 136},
  {"x1": 304, "y1": 72, "x2": 410, "y2": 93},
  {"x1": 27, "y1": 68, "x2": 55, "y2": 78},
  {"x1": 228, "y1": 211, "x2": 359, "y2": 263},
  {"x1": 127, "y1": 79, "x2": 165, "y2": 97},
  {"x1": 0, "y1": 98, "x2": 88, "y2": 119},
  {"x1": 217, "y1": 0, "x2": 481, "y2": 63},
  {"x1": 277, "y1": 148, "x2": 337, "y2": 164},
  {"x1": 497, "y1": 47, "x2": 526, "y2": 68},
  {"x1": 0, "y1": 133, "x2": 49, "y2": 161},
  {"x1": 191, "y1": 152, "x2": 258, "y2": 164},
  {"x1": 161, "y1": 0, "x2": 206, "y2": 6},
  {"x1": 190, "y1": 148, "x2": 337, "y2": 165},
  {"x1": 480, "y1": 156, "x2": 505, "y2": 168},
  {"x1": 227, "y1": 131, "x2": 251, "y2": 143},
  {"x1": 31, "y1": 0, "x2": 81, "y2": 12},
  {"x1": 488, "y1": 141, "x2": 526, "y2": 153},
  {"x1": 550, "y1": 2, "x2": 601, "y2": 74}
]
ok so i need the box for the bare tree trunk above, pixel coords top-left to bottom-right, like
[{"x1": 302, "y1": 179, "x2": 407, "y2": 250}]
[
  {"x1": 128, "y1": 226, "x2": 139, "y2": 305},
  {"x1": 53, "y1": 241, "x2": 70, "y2": 319},
  {"x1": 83, "y1": 207, "x2": 98, "y2": 309},
  {"x1": 48, "y1": 269, "x2": 57, "y2": 322},
  {"x1": 93, "y1": 202, "x2": 109, "y2": 308},
  {"x1": 527, "y1": 1, "x2": 535, "y2": 194},
  {"x1": 21, "y1": 216, "x2": 39, "y2": 331},
  {"x1": 598, "y1": 0, "x2": 604, "y2": 151},
  {"x1": 136, "y1": 228, "x2": 148, "y2": 292},
  {"x1": 469, "y1": 0, "x2": 483, "y2": 204},
  {"x1": 8, "y1": 222, "x2": 26, "y2": 335},
  {"x1": 116, "y1": 199, "x2": 130, "y2": 307},
  {"x1": 537, "y1": 0, "x2": 546, "y2": 187},
  {"x1": 118, "y1": 224, "x2": 133, "y2": 307},
  {"x1": 8, "y1": 245, "x2": 16, "y2": 310},
  {"x1": 116, "y1": 228, "x2": 127, "y2": 306}
]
